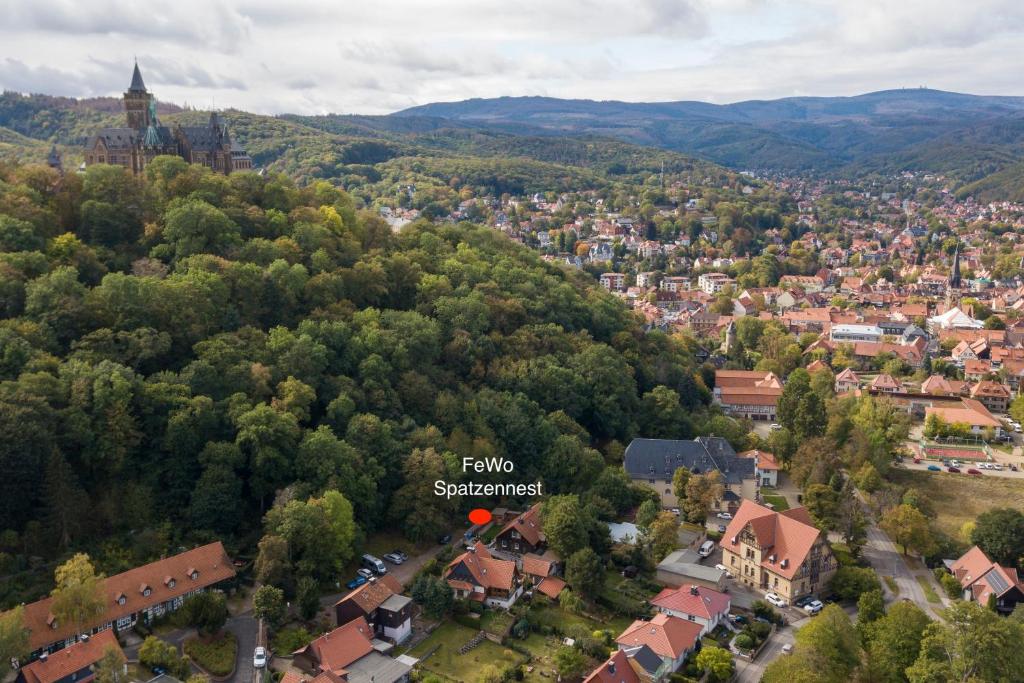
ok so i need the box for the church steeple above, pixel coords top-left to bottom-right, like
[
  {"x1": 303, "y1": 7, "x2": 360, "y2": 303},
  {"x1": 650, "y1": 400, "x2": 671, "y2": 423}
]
[
  {"x1": 124, "y1": 61, "x2": 154, "y2": 129},
  {"x1": 950, "y1": 242, "x2": 962, "y2": 290}
]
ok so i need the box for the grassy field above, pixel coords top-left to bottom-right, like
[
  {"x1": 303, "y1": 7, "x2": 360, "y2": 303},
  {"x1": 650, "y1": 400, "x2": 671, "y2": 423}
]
[
  {"x1": 408, "y1": 622, "x2": 526, "y2": 681},
  {"x1": 916, "y1": 576, "x2": 941, "y2": 604},
  {"x1": 184, "y1": 632, "x2": 238, "y2": 677},
  {"x1": 889, "y1": 469, "x2": 1024, "y2": 539},
  {"x1": 761, "y1": 494, "x2": 790, "y2": 511}
]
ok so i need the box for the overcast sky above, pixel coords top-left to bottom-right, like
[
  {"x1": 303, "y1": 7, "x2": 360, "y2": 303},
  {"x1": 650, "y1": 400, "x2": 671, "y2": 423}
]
[{"x1": 2, "y1": 0, "x2": 1023, "y2": 115}]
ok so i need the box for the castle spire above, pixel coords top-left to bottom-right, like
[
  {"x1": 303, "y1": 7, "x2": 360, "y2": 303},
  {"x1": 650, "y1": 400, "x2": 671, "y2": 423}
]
[{"x1": 129, "y1": 60, "x2": 147, "y2": 93}]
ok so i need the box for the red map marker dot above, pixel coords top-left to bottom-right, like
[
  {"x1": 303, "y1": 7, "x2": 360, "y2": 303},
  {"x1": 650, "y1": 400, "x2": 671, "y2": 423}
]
[{"x1": 468, "y1": 508, "x2": 492, "y2": 525}]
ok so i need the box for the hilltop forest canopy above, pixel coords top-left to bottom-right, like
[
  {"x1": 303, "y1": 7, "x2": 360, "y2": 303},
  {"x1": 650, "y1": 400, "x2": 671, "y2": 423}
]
[{"x1": 0, "y1": 157, "x2": 714, "y2": 605}]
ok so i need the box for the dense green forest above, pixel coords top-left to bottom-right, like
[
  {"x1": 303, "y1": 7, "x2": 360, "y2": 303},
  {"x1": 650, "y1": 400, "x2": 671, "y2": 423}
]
[{"x1": 0, "y1": 157, "x2": 715, "y2": 606}]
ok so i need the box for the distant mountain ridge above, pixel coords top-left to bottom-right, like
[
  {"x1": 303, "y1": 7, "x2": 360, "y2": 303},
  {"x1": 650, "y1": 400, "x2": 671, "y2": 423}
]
[{"x1": 393, "y1": 89, "x2": 1024, "y2": 182}]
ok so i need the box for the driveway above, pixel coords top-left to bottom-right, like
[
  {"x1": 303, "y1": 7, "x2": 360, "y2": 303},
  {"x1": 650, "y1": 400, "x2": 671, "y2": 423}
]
[
  {"x1": 734, "y1": 624, "x2": 797, "y2": 683},
  {"x1": 226, "y1": 615, "x2": 259, "y2": 683}
]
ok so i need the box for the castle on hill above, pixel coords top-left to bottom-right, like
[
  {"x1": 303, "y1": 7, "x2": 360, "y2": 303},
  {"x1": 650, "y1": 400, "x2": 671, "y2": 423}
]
[{"x1": 84, "y1": 62, "x2": 252, "y2": 176}]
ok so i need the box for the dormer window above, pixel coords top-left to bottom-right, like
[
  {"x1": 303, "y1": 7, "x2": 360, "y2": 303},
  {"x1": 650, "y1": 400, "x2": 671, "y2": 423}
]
[
  {"x1": 165, "y1": 576, "x2": 176, "y2": 589},
  {"x1": 115, "y1": 592, "x2": 126, "y2": 606},
  {"x1": 140, "y1": 583, "x2": 151, "y2": 597},
  {"x1": 188, "y1": 568, "x2": 199, "y2": 580},
  {"x1": 47, "y1": 613, "x2": 58, "y2": 629}
]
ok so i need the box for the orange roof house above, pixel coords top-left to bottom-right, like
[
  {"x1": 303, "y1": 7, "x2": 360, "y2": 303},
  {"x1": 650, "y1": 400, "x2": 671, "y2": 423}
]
[
  {"x1": 494, "y1": 503, "x2": 547, "y2": 555},
  {"x1": 615, "y1": 613, "x2": 702, "y2": 674},
  {"x1": 293, "y1": 618, "x2": 374, "y2": 678},
  {"x1": 583, "y1": 650, "x2": 643, "y2": 683},
  {"x1": 13, "y1": 542, "x2": 235, "y2": 655},
  {"x1": 713, "y1": 370, "x2": 783, "y2": 421},
  {"x1": 720, "y1": 500, "x2": 837, "y2": 601},
  {"x1": 948, "y1": 546, "x2": 1024, "y2": 614},
  {"x1": 925, "y1": 398, "x2": 1002, "y2": 433},
  {"x1": 444, "y1": 542, "x2": 522, "y2": 608},
  {"x1": 16, "y1": 630, "x2": 123, "y2": 683}
]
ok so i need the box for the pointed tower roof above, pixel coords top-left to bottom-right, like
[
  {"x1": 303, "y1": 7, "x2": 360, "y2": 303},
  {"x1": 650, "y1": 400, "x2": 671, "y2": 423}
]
[
  {"x1": 129, "y1": 61, "x2": 147, "y2": 93},
  {"x1": 950, "y1": 242, "x2": 962, "y2": 289}
]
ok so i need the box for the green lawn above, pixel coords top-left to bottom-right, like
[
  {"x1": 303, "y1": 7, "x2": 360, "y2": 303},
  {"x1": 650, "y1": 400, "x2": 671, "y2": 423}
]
[
  {"x1": 761, "y1": 494, "x2": 790, "y2": 511},
  {"x1": 480, "y1": 609, "x2": 515, "y2": 636},
  {"x1": 916, "y1": 576, "x2": 941, "y2": 604},
  {"x1": 184, "y1": 632, "x2": 238, "y2": 677},
  {"x1": 407, "y1": 622, "x2": 526, "y2": 680}
]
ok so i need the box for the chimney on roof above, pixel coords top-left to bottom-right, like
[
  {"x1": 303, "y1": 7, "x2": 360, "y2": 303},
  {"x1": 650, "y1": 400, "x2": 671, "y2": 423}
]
[
  {"x1": 690, "y1": 585, "x2": 699, "y2": 595},
  {"x1": 608, "y1": 660, "x2": 616, "y2": 674}
]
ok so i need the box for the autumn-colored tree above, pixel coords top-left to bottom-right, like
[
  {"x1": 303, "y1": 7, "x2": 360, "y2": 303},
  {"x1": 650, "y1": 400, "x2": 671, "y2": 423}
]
[{"x1": 51, "y1": 554, "x2": 106, "y2": 636}]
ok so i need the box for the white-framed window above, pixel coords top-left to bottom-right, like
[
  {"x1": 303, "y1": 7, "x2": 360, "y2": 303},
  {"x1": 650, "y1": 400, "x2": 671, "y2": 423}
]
[{"x1": 116, "y1": 615, "x2": 132, "y2": 630}]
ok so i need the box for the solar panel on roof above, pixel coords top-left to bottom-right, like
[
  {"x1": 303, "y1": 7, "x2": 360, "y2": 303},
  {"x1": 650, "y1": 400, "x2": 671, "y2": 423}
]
[{"x1": 985, "y1": 568, "x2": 1010, "y2": 594}]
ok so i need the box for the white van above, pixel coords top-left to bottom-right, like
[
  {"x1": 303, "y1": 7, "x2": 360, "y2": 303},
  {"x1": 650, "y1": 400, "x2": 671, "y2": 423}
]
[
  {"x1": 698, "y1": 540, "x2": 715, "y2": 558},
  {"x1": 361, "y1": 554, "x2": 387, "y2": 575}
]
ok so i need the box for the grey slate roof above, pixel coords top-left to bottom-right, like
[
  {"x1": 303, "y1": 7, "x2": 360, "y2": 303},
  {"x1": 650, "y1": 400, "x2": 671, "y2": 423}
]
[
  {"x1": 129, "y1": 62, "x2": 147, "y2": 92},
  {"x1": 623, "y1": 436, "x2": 754, "y2": 485},
  {"x1": 179, "y1": 126, "x2": 224, "y2": 151}
]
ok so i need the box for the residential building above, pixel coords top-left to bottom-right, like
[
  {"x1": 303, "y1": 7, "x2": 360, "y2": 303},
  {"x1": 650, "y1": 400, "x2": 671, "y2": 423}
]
[
  {"x1": 721, "y1": 500, "x2": 838, "y2": 602},
  {"x1": 928, "y1": 307, "x2": 983, "y2": 333},
  {"x1": 697, "y1": 273, "x2": 732, "y2": 294},
  {"x1": 713, "y1": 370, "x2": 783, "y2": 421},
  {"x1": 623, "y1": 437, "x2": 756, "y2": 512},
  {"x1": 615, "y1": 613, "x2": 702, "y2": 680},
  {"x1": 969, "y1": 380, "x2": 1011, "y2": 414},
  {"x1": 834, "y1": 367, "x2": 860, "y2": 393},
  {"x1": 493, "y1": 503, "x2": 546, "y2": 555},
  {"x1": 15, "y1": 631, "x2": 124, "y2": 683},
  {"x1": 650, "y1": 584, "x2": 730, "y2": 636},
  {"x1": 870, "y1": 373, "x2": 901, "y2": 393},
  {"x1": 947, "y1": 546, "x2": 1024, "y2": 614},
  {"x1": 660, "y1": 276, "x2": 691, "y2": 293},
  {"x1": 334, "y1": 575, "x2": 412, "y2": 645},
  {"x1": 521, "y1": 554, "x2": 566, "y2": 600},
  {"x1": 444, "y1": 542, "x2": 522, "y2": 608},
  {"x1": 11, "y1": 542, "x2": 235, "y2": 658},
  {"x1": 290, "y1": 617, "x2": 411, "y2": 683},
  {"x1": 600, "y1": 273, "x2": 626, "y2": 292},
  {"x1": 583, "y1": 650, "x2": 644, "y2": 683},
  {"x1": 739, "y1": 450, "x2": 779, "y2": 488}
]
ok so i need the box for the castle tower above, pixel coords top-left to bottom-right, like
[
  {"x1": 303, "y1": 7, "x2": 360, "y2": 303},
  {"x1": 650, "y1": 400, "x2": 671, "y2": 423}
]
[{"x1": 124, "y1": 61, "x2": 153, "y2": 130}]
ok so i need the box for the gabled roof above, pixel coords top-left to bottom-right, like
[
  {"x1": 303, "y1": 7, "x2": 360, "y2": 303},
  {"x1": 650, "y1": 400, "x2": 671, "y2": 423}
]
[
  {"x1": 615, "y1": 613, "x2": 702, "y2": 660},
  {"x1": 16, "y1": 542, "x2": 235, "y2": 652},
  {"x1": 721, "y1": 500, "x2": 823, "y2": 580},
  {"x1": 335, "y1": 574, "x2": 403, "y2": 618},
  {"x1": 18, "y1": 630, "x2": 122, "y2": 683},
  {"x1": 295, "y1": 617, "x2": 374, "y2": 675},
  {"x1": 870, "y1": 374, "x2": 901, "y2": 390},
  {"x1": 583, "y1": 650, "x2": 643, "y2": 683},
  {"x1": 445, "y1": 542, "x2": 517, "y2": 591},
  {"x1": 623, "y1": 437, "x2": 754, "y2": 486},
  {"x1": 522, "y1": 554, "x2": 554, "y2": 578},
  {"x1": 129, "y1": 62, "x2": 147, "y2": 92},
  {"x1": 738, "y1": 450, "x2": 779, "y2": 471},
  {"x1": 951, "y1": 546, "x2": 1024, "y2": 603},
  {"x1": 835, "y1": 367, "x2": 859, "y2": 383},
  {"x1": 650, "y1": 585, "x2": 730, "y2": 620},
  {"x1": 497, "y1": 503, "x2": 545, "y2": 547}
]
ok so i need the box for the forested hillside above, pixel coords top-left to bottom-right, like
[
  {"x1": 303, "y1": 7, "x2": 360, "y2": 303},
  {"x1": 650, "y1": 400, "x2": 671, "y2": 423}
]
[{"x1": 0, "y1": 157, "x2": 715, "y2": 606}]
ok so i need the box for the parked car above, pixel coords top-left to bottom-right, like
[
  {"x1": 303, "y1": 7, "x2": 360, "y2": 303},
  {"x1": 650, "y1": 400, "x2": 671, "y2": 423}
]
[
  {"x1": 980, "y1": 462, "x2": 992, "y2": 469},
  {"x1": 765, "y1": 592, "x2": 788, "y2": 608},
  {"x1": 803, "y1": 599, "x2": 824, "y2": 614},
  {"x1": 1011, "y1": 464, "x2": 1019, "y2": 472},
  {"x1": 947, "y1": 466, "x2": 961, "y2": 473},
  {"x1": 670, "y1": 508, "x2": 681, "y2": 516},
  {"x1": 393, "y1": 549, "x2": 409, "y2": 562},
  {"x1": 793, "y1": 596, "x2": 813, "y2": 608},
  {"x1": 357, "y1": 567, "x2": 375, "y2": 580},
  {"x1": 967, "y1": 468, "x2": 982, "y2": 475},
  {"x1": 716, "y1": 512, "x2": 733, "y2": 520},
  {"x1": 993, "y1": 463, "x2": 1003, "y2": 471},
  {"x1": 717, "y1": 524, "x2": 727, "y2": 533},
  {"x1": 782, "y1": 643, "x2": 794, "y2": 655},
  {"x1": 927, "y1": 465, "x2": 942, "y2": 471},
  {"x1": 253, "y1": 647, "x2": 267, "y2": 669},
  {"x1": 383, "y1": 552, "x2": 404, "y2": 564},
  {"x1": 698, "y1": 540, "x2": 716, "y2": 558},
  {"x1": 346, "y1": 575, "x2": 368, "y2": 590},
  {"x1": 438, "y1": 533, "x2": 452, "y2": 544},
  {"x1": 714, "y1": 563, "x2": 733, "y2": 578},
  {"x1": 730, "y1": 614, "x2": 748, "y2": 625},
  {"x1": 770, "y1": 423, "x2": 782, "y2": 431}
]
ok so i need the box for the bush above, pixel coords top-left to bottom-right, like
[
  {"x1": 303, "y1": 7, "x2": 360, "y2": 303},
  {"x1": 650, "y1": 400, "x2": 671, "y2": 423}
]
[
  {"x1": 184, "y1": 632, "x2": 238, "y2": 677},
  {"x1": 829, "y1": 566, "x2": 882, "y2": 602},
  {"x1": 271, "y1": 627, "x2": 312, "y2": 654},
  {"x1": 935, "y1": 569, "x2": 963, "y2": 599},
  {"x1": 733, "y1": 633, "x2": 754, "y2": 650},
  {"x1": 750, "y1": 600, "x2": 783, "y2": 625}
]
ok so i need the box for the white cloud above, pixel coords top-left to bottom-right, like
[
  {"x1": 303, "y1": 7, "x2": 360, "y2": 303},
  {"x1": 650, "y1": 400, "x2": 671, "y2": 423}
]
[{"x1": 0, "y1": 0, "x2": 1021, "y2": 114}]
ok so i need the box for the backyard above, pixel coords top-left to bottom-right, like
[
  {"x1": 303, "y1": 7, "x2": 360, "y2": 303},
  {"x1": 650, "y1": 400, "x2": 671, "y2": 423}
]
[
  {"x1": 888, "y1": 469, "x2": 1024, "y2": 539},
  {"x1": 407, "y1": 621, "x2": 527, "y2": 681},
  {"x1": 761, "y1": 494, "x2": 790, "y2": 511}
]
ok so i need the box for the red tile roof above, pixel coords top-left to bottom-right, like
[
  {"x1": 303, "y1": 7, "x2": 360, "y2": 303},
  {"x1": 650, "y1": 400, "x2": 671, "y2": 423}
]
[
  {"x1": 295, "y1": 617, "x2": 373, "y2": 675},
  {"x1": 583, "y1": 650, "x2": 643, "y2": 683},
  {"x1": 650, "y1": 585, "x2": 730, "y2": 621},
  {"x1": 721, "y1": 500, "x2": 823, "y2": 580},
  {"x1": 18, "y1": 630, "x2": 122, "y2": 683},
  {"x1": 615, "y1": 613, "x2": 701, "y2": 660},
  {"x1": 335, "y1": 574, "x2": 403, "y2": 615},
  {"x1": 497, "y1": 503, "x2": 545, "y2": 547},
  {"x1": 535, "y1": 577, "x2": 566, "y2": 599},
  {"x1": 16, "y1": 542, "x2": 235, "y2": 652},
  {"x1": 445, "y1": 542, "x2": 518, "y2": 592}
]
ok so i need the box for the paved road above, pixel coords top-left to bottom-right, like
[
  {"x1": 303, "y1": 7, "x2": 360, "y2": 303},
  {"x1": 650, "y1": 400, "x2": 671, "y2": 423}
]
[
  {"x1": 861, "y1": 523, "x2": 929, "y2": 606},
  {"x1": 734, "y1": 623, "x2": 798, "y2": 683},
  {"x1": 226, "y1": 615, "x2": 258, "y2": 683}
]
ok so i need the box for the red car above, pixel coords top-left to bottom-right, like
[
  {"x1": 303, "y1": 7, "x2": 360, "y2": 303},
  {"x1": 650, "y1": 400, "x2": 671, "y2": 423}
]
[
  {"x1": 947, "y1": 466, "x2": 961, "y2": 473},
  {"x1": 967, "y1": 468, "x2": 982, "y2": 475}
]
